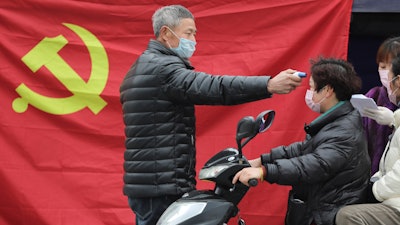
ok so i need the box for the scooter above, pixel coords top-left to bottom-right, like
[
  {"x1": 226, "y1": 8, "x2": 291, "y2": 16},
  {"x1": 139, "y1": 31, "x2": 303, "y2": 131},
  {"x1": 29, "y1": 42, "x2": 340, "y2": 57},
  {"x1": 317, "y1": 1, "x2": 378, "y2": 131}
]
[{"x1": 156, "y1": 110, "x2": 275, "y2": 225}]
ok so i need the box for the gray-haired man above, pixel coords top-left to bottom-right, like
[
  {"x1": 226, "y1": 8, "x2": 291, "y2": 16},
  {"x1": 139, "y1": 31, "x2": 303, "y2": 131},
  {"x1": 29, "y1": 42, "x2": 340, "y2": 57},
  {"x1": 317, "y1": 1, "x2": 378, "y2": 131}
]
[{"x1": 120, "y1": 5, "x2": 302, "y2": 224}]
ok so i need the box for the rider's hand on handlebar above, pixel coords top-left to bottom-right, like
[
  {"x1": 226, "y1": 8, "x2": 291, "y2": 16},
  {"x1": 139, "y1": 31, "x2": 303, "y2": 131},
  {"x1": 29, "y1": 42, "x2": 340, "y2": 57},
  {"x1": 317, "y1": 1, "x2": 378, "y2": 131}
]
[
  {"x1": 232, "y1": 167, "x2": 265, "y2": 186},
  {"x1": 249, "y1": 158, "x2": 262, "y2": 167}
]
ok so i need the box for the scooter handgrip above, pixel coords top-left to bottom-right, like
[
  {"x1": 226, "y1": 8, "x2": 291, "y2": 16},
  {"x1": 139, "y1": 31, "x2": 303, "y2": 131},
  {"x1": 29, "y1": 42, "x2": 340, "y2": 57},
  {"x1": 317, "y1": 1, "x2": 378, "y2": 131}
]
[{"x1": 248, "y1": 178, "x2": 258, "y2": 187}]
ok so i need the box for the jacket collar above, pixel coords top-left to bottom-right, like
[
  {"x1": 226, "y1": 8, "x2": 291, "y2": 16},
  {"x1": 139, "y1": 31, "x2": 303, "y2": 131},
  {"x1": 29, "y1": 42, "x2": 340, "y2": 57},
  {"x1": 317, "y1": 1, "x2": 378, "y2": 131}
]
[
  {"x1": 304, "y1": 101, "x2": 354, "y2": 136},
  {"x1": 147, "y1": 39, "x2": 194, "y2": 69}
]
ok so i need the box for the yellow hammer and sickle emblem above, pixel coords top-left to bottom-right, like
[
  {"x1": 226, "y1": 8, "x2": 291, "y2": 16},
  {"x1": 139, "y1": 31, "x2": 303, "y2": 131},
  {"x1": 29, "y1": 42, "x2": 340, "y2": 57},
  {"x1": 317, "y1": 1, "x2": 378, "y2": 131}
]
[{"x1": 12, "y1": 23, "x2": 108, "y2": 115}]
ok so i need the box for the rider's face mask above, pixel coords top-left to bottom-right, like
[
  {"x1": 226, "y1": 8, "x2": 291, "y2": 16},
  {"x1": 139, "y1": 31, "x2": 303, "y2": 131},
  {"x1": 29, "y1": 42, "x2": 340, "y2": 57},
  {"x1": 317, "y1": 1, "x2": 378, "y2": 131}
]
[{"x1": 305, "y1": 87, "x2": 327, "y2": 113}]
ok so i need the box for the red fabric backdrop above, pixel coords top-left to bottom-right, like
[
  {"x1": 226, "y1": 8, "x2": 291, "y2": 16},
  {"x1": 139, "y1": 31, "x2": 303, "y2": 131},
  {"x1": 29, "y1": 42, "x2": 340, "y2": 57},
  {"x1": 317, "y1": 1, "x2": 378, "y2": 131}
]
[{"x1": 0, "y1": 0, "x2": 353, "y2": 224}]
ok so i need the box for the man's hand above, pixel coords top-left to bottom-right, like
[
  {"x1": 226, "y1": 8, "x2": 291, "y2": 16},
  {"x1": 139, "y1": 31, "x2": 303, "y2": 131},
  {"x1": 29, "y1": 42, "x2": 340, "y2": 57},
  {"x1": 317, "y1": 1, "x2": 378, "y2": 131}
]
[
  {"x1": 363, "y1": 106, "x2": 394, "y2": 126},
  {"x1": 267, "y1": 69, "x2": 303, "y2": 94}
]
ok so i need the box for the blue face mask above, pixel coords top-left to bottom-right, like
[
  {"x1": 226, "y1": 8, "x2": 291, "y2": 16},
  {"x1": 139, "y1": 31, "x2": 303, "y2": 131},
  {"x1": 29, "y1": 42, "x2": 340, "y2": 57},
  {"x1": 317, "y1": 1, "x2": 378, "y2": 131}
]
[{"x1": 167, "y1": 27, "x2": 196, "y2": 58}]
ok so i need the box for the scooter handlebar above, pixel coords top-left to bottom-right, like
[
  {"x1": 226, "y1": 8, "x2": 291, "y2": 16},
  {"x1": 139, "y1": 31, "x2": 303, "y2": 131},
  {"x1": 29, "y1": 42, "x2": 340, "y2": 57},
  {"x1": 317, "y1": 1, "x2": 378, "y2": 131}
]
[{"x1": 248, "y1": 178, "x2": 258, "y2": 187}]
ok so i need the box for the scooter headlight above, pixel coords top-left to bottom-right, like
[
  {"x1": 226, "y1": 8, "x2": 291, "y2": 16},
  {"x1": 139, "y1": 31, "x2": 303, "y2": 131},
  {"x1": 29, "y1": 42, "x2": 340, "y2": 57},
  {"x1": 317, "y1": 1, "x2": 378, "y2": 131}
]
[
  {"x1": 199, "y1": 164, "x2": 230, "y2": 180},
  {"x1": 156, "y1": 201, "x2": 207, "y2": 225}
]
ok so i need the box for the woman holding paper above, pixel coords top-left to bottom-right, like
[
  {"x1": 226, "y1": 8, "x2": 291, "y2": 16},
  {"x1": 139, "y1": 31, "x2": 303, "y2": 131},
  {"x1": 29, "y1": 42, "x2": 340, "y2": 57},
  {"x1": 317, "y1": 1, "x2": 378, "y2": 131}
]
[
  {"x1": 362, "y1": 37, "x2": 400, "y2": 176},
  {"x1": 364, "y1": 54, "x2": 400, "y2": 121}
]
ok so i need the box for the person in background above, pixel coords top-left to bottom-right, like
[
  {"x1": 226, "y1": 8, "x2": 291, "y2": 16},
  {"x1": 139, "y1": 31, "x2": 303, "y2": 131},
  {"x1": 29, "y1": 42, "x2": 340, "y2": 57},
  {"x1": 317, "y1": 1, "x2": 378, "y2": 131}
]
[
  {"x1": 120, "y1": 5, "x2": 303, "y2": 225},
  {"x1": 232, "y1": 57, "x2": 371, "y2": 225},
  {"x1": 335, "y1": 55, "x2": 400, "y2": 225},
  {"x1": 361, "y1": 37, "x2": 400, "y2": 175}
]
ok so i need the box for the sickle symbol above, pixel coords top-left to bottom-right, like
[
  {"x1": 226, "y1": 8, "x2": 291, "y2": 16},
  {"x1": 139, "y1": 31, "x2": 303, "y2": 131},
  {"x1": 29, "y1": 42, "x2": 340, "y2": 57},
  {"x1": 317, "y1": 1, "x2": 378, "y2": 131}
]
[{"x1": 12, "y1": 23, "x2": 108, "y2": 115}]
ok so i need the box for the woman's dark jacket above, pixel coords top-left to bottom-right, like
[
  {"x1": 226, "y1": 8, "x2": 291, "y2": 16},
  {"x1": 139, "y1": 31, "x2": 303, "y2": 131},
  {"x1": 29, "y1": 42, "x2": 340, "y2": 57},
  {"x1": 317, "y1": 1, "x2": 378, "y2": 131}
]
[
  {"x1": 261, "y1": 101, "x2": 370, "y2": 225},
  {"x1": 120, "y1": 40, "x2": 272, "y2": 198}
]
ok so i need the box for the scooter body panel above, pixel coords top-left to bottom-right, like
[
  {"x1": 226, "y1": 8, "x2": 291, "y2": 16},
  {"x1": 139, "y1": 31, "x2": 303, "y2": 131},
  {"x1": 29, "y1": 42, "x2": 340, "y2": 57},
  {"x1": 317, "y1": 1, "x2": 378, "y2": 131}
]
[{"x1": 157, "y1": 190, "x2": 236, "y2": 225}]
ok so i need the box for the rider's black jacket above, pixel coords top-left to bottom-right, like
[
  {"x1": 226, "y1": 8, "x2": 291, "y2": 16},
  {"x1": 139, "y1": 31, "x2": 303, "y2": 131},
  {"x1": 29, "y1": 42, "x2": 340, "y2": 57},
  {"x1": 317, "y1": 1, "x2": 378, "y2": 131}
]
[
  {"x1": 120, "y1": 40, "x2": 272, "y2": 198},
  {"x1": 261, "y1": 101, "x2": 370, "y2": 225}
]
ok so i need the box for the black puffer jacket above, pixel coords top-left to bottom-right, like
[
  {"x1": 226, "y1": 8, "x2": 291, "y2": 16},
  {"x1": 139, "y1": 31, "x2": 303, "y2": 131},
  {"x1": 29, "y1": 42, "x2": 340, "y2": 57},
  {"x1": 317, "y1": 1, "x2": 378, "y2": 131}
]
[
  {"x1": 261, "y1": 101, "x2": 370, "y2": 225},
  {"x1": 120, "y1": 40, "x2": 272, "y2": 198}
]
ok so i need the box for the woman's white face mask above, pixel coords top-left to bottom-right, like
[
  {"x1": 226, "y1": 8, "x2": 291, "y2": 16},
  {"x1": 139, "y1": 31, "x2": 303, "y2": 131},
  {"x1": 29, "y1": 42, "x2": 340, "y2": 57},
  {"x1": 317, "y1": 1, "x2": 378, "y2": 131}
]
[{"x1": 379, "y1": 69, "x2": 389, "y2": 89}]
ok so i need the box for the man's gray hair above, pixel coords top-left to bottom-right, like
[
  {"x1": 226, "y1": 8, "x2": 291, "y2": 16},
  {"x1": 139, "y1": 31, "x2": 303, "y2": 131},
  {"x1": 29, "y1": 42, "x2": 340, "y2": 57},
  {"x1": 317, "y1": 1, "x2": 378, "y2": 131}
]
[{"x1": 152, "y1": 5, "x2": 194, "y2": 37}]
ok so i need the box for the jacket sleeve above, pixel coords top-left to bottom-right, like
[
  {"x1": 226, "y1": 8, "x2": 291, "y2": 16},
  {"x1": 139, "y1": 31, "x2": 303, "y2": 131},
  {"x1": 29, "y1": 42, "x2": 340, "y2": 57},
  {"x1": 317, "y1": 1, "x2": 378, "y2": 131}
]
[
  {"x1": 373, "y1": 132, "x2": 400, "y2": 202},
  {"x1": 265, "y1": 128, "x2": 356, "y2": 185},
  {"x1": 162, "y1": 65, "x2": 272, "y2": 105},
  {"x1": 373, "y1": 160, "x2": 400, "y2": 202},
  {"x1": 261, "y1": 141, "x2": 303, "y2": 164}
]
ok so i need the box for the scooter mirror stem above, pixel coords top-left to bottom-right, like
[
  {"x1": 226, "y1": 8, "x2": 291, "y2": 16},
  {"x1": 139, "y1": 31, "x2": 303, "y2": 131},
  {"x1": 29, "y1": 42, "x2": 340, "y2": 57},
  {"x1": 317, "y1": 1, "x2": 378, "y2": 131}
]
[
  {"x1": 237, "y1": 136, "x2": 254, "y2": 159},
  {"x1": 237, "y1": 144, "x2": 243, "y2": 160}
]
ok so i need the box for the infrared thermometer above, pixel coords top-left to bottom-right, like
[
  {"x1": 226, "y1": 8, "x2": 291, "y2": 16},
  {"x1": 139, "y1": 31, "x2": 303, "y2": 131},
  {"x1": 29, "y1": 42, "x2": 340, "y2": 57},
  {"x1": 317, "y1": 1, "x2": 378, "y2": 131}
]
[{"x1": 294, "y1": 71, "x2": 307, "y2": 78}]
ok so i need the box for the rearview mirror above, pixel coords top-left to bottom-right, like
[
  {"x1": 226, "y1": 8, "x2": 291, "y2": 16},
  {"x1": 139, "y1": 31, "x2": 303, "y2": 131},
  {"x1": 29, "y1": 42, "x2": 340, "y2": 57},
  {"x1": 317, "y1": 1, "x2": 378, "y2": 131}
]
[
  {"x1": 236, "y1": 110, "x2": 275, "y2": 158},
  {"x1": 256, "y1": 110, "x2": 275, "y2": 133},
  {"x1": 236, "y1": 116, "x2": 255, "y2": 142}
]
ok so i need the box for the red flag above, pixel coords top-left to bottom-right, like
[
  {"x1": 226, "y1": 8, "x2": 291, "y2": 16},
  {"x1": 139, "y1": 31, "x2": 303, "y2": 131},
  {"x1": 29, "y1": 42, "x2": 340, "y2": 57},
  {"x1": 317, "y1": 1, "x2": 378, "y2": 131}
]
[{"x1": 0, "y1": 0, "x2": 353, "y2": 225}]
